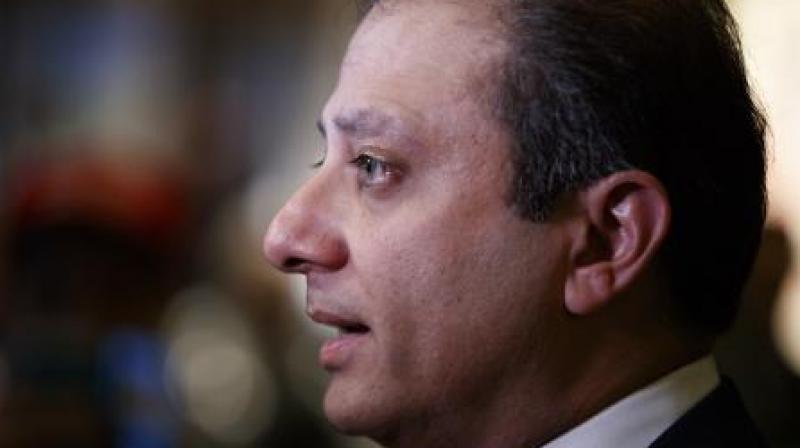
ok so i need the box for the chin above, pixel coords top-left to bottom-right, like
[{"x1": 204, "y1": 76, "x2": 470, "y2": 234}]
[
  {"x1": 322, "y1": 377, "x2": 400, "y2": 440},
  {"x1": 323, "y1": 382, "x2": 376, "y2": 433}
]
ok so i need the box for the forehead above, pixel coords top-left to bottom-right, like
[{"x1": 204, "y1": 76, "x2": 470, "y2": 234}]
[
  {"x1": 351, "y1": 1, "x2": 504, "y2": 72},
  {"x1": 323, "y1": 1, "x2": 507, "y2": 134}
]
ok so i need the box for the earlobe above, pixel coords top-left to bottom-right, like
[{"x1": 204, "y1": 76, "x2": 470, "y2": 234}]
[
  {"x1": 565, "y1": 171, "x2": 671, "y2": 316},
  {"x1": 566, "y1": 265, "x2": 614, "y2": 314}
]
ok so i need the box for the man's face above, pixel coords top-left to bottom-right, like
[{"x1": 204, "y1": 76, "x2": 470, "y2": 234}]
[{"x1": 264, "y1": 1, "x2": 570, "y2": 443}]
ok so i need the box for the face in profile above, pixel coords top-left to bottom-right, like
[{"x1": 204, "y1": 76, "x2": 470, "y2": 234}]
[{"x1": 264, "y1": 1, "x2": 571, "y2": 444}]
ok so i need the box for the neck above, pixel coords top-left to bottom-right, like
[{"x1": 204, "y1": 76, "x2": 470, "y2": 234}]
[
  {"x1": 379, "y1": 297, "x2": 711, "y2": 448},
  {"x1": 378, "y1": 370, "x2": 574, "y2": 448},
  {"x1": 544, "y1": 290, "x2": 713, "y2": 445}
]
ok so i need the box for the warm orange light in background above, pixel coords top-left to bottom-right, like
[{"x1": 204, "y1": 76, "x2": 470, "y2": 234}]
[{"x1": 731, "y1": 0, "x2": 800, "y2": 375}]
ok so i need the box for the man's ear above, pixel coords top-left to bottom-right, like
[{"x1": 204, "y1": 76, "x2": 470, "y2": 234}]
[{"x1": 564, "y1": 170, "x2": 671, "y2": 315}]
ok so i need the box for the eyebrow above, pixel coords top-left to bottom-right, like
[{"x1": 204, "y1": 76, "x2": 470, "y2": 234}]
[{"x1": 317, "y1": 107, "x2": 416, "y2": 142}]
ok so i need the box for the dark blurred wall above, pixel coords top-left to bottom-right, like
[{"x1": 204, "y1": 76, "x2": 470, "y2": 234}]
[{"x1": 0, "y1": 1, "x2": 357, "y2": 446}]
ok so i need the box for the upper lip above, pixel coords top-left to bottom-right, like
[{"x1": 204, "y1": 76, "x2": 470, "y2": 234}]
[{"x1": 307, "y1": 306, "x2": 370, "y2": 333}]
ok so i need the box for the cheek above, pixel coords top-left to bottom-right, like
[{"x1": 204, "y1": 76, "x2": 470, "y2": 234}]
[
  {"x1": 351, "y1": 227, "x2": 449, "y2": 373},
  {"x1": 351, "y1": 204, "x2": 566, "y2": 387}
]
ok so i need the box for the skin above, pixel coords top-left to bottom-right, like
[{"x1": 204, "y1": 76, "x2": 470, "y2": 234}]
[{"x1": 264, "y1": 1, "x2": 702, "y2": 447}]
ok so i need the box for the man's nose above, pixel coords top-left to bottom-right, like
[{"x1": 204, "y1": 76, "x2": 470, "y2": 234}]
[{"x1": 262, "y1": 178, "x2": 349, "y2": 274}]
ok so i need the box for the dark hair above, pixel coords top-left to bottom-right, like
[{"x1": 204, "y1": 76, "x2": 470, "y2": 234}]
[
  {"x1": 358, "y1": 0, "x2": 767, "y2": 335},
  {"x1": 496, "y1": 0, "x2": 766, "y2": 334}
]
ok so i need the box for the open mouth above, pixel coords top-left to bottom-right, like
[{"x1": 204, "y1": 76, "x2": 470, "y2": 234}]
[
  {"x1": 309, "y1": 308, "x2": 371, "y2": 369},
  {"x1": 308, "y1": 308, "x2": 370, "y2": 336},
  {"x1": 338, "y1": 322, "x2": 370, "y2": 335}
]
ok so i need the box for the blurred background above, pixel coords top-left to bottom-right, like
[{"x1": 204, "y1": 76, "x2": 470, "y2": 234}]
[{"x1": 0, "y1": 0, "x2": 798, "y2": 446}]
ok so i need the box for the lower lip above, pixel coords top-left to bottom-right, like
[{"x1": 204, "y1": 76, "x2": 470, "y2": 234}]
[{"x1": 319, "y1": 332, "x2": 368, "y2": 370}]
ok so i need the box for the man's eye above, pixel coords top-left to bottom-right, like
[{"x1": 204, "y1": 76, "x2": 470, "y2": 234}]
[{"x1": 351, "y1": 153, "x2": 392, "y2": 186}]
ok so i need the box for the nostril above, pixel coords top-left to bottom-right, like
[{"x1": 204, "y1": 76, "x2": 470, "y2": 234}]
[
  {"x1": 284, "y1": 257, "x2": 306, "y2": 270},
  {"x1": 263, "y1": 203, "x2": 348, "y2": 273}
]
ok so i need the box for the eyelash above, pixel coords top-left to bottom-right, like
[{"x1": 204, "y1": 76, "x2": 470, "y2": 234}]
[
  {"x1": 310, "y1": 149, "x2": 398, "y2": 188},
  {"x1": 350, "y1": 153, "x2": 392, "y2": 186}
]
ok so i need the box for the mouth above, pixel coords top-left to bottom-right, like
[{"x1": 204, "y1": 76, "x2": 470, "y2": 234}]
[
  {"x1": 336, "y1": 322, "x2": 370, "y2": 336},
  {"x1": 309, "y1": 308, "x2": 371, "y2": 334},
  {"x1": 308, "y1": 308, "x2": 371, "y2": 370}
]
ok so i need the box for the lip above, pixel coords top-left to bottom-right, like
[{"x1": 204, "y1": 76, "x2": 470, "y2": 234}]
[{"x1": 308, "y1": 307, "x2": 371, "y2": 370}]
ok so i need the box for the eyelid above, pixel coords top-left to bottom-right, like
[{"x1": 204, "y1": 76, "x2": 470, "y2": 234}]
[
  {"x1": 352, "y1": 145, "x2": 382, "y2": 160},
  {"x1": 353, "y1": 145, "x2": 401, "y2": 166},
  {"x1": 349, "y1": 151, "x2": 388, "y2": 172},
  {"x1": 351, "y1": 147, "x2": 394, "y2": 173},
  {"x1": 349, "y1": 148, "x2": 404, "y2": 190}
]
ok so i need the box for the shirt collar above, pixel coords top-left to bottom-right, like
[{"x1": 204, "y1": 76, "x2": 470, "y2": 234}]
[{"x1": 541, "y1": 356, "x2": 720, "y2": 448}]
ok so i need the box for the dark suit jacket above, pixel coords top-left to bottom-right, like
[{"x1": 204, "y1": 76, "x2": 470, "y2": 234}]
[{"x1": 648, "y1": 378, "x2": 768, "y2": 447}]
